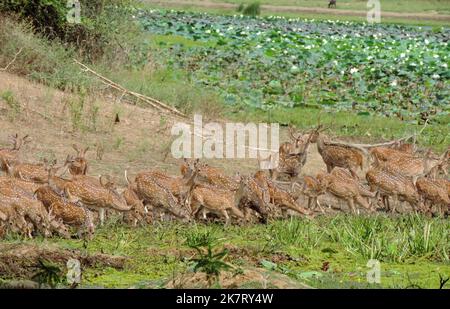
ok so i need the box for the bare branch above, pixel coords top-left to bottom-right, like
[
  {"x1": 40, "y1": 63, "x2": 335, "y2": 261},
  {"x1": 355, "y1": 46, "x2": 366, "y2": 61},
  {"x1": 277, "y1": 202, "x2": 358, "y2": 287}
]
[
  {"x1": 0, "y1": 48, "x2": 23, "y2": 72},
  {"x1": 73, "y1": 59, "x2": 186, "y2": 118}
]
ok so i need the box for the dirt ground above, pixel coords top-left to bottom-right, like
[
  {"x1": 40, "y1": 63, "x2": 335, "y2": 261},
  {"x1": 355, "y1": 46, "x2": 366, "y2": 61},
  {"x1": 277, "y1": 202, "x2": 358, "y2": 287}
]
[
  {"x1": 141, "y1": 0, "x2": 450, "y2": 21},
  {"x1": 0, "y1": 71, "x2": 330, "y2": 185}
]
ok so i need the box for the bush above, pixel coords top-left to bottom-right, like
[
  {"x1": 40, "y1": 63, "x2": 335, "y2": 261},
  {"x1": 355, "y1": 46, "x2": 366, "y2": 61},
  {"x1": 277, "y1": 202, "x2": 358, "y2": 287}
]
[
  {"x1": 0, "y1": 0, "x2": 139, "y2": 61},
  {"x1": 0, "y1": 15, "x2": 94, "y2": 91},
  {"x1": 242, "y1": 2, "x2": 261, "y2": 17}
]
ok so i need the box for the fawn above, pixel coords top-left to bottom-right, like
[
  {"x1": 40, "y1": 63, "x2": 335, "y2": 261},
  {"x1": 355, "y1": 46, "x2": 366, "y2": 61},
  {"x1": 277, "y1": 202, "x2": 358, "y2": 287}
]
[{"x1": 68, "y1": 144, "x2": 90, "y2": 176}]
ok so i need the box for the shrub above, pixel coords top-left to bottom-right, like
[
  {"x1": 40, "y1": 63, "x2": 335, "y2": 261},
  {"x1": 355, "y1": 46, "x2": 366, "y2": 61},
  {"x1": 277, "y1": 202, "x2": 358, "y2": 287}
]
[
  {"x1": 242, "y1": 2, "x2": 261, "y2": 17},
  {"x1": 0, "y1": 0, "x2": 139, "y2": 60}
]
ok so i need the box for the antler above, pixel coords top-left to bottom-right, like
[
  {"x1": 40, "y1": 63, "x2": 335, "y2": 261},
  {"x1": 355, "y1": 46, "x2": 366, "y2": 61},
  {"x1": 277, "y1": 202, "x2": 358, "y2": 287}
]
[{"x1": 124, "y1": 170, "x2": 131, "y2": 185}]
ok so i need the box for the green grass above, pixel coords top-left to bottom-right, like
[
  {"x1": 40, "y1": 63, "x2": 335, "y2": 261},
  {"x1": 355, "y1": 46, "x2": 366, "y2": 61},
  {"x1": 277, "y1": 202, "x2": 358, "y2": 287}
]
[
  {"x1": 227, "y1": 106, "x2": 450, "y2": 152},
  {"x1": 2, "y1": 214, "x2": 449, "y2": 289},
  {"x1": 0, "y1": 16, "x2": 95, "y2": 92}
]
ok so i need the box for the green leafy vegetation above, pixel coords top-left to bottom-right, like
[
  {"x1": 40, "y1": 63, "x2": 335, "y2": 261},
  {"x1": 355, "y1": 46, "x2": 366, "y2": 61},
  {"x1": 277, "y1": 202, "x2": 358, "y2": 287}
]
[
  {"x1": 3, "y1": 214, "x2": 448, "y2": 289},
  {"x1": 186, "y1": 231, "x2": 232, "y2": 287},
  {"x1": 139, "y1": 9, "x2": 449, "y2": 122}
]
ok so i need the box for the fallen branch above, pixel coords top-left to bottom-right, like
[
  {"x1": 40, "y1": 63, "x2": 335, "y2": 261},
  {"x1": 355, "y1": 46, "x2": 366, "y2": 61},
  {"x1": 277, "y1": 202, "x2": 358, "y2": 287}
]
[
  {"x1": 0, "y1": 48, "x2": 23, "y2": 72},
  {"x1": 73, "y1": 59, "x2": 186, "y2": 118},
  {"x1": 324, "y1": 120, "x2": 429, "y2": 151}
]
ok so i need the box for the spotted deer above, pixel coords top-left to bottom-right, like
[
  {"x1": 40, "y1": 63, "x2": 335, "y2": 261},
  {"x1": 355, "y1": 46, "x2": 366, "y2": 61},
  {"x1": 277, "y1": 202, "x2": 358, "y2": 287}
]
[
  {"x1": 0, "y1": 199, "x2": 31, "y2": 237},
  {"x1": 48, "y1": 200, "x2": 94, "y2": 238},
  {"x1": 135, "y1": 172, "x2": 191, "y2": 221},
  {"x1": 254, "y1": 170, "x2": 312, "y2": 217},
  {"x1": 181, "y1": 159, "x2": 239, "y2": 191},
  {"x1": 186, "y1": 182, "x2": 245, "y2": 225},
  {"x1": 235, "y1": 173, "x2": 272, "y2": 222},
  {"x1": 297, "y1": 175, "x2": 326, "y2": 213},
  {"x1": 123, "y1": 171, "x2": 149, "y2": 226},
  {"x1": 279, "y1": 126, "x2": 310, "y2": 160},
  {"x1": 5, "y1": 160, "x2": 52, "y2": 183},
  {"x1": 60, "y1": 173, "x2": 131, "y2": 225},
  {"x1": 415, "y1": 177, "x2": 450, "y2": 216},
  {"x1": 0, "y1": 134, "x2": 31, "y2": 172},
  {"x1": 68, "y1": 144, "x2": 89, "y2": 176},
  {"x1": 36, "y1": 184, "x2": 91, "y2": 237},
  {"x1": 317, "y1": 169, "x2": 375, "y2": 214},
  {"x1": 365, "y1": 163, "x2": 421, "y2": 213},
  {"x1": 1, "y1": 177, "x2": 42, "y2": 195},
  {"x1": 371, "y1": 149, "x2": 442, "y2": 178},
  {"x1": 269, "y1": 128, "x2": 317, "y2": 184},
  {"x1": 311, "y1": 127, "x2": 365, "y2": 179}
]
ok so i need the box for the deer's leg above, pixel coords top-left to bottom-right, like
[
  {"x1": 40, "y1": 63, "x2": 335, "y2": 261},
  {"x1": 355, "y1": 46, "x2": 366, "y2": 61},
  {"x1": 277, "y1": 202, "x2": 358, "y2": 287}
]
[
  {"x1": 222, "y1": 209, "x2": 230, "y2": 225},
  {"x1": 347, "y1": 198, "x2": 356, "y2": 214},
  {"x1": 349, "y1": 168, "x2": 359, "y2": 180},
  {"x1": 391, "y1": 194, "x2": 399, "y2": 213},
  {"x1": 99, "y1": 208, "x2": 105, "y2": 226},
  {"x1": 315, "y1": 197, "x2": 325, "y2": 213}
]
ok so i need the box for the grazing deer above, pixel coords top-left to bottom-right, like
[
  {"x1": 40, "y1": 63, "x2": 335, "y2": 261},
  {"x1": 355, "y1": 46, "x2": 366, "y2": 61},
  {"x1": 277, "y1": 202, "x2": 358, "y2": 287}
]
[
  {"x1": 328, "y1": 0, "x2": 336, "y2": 9},
  {"x1": 0, "y1": 134, "x2": 31, "y2": 172},
  {"x1": 254, "y1": 170, "x2": 312, "y2": 217},
  {"x1": 61, "y1": 173, "x2": 131, "y2": 225},
  {"x1": 135, "y1": 172, "x2": 191, "y2": 221},
  {"x1": 186, "y1": 182, "x2": 245, "y2": 225},
  {"x1": 311, "y1": 126, "x2": 365, "y2": 179},
  {"x1": 36, "y1": 185, "x2": 91, "y2": 237},
  {"x1": 0, "y1": 199, "x2": 31, "y2": 237},
  {"x1": 415, "y1": 177, "x2": 450, "y2": 216},
  {"x1": 181, "y1": 159, "x2": 239, "y2": 191},
  {"x1": 68, "y1": 144, "x2": 89, "y2": 175},
  {"x1": 366, "y1": 164, "x2": 421, "y2": 213},
  {"x1": 235, "y1": 173, "x2": 272, "y2": 222},
  {"x1": 297, "y1": 175, "x2": 326, "y2": 213},
  {"x1": 49, "y1": 200, "x2": 94, "y2": 238},
  {"x1": 123, "y1": 171, "x2": 149, "y2": 226},
  {"x1": 316, "y1": 170, "x2": 374, "y2": 214}
]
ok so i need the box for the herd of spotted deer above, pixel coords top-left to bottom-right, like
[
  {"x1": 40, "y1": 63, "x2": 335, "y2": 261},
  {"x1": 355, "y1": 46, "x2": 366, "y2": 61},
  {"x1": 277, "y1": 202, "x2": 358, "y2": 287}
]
[{"x1": 0, "y1": 126, "x2": 448, "y2": 239}]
